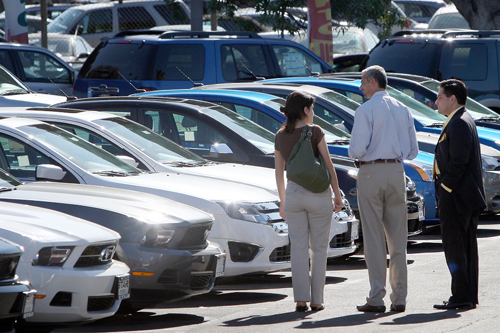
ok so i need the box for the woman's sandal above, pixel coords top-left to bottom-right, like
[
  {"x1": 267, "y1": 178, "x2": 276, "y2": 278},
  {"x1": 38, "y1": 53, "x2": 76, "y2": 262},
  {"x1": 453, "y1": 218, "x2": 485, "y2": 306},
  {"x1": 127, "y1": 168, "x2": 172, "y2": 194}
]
[
  {"x1": 310, "y1": 305, "x2": 325, "y2": 312},
  {"x1": 295, "y1": 304, "x2": 309, "y2": 312}
]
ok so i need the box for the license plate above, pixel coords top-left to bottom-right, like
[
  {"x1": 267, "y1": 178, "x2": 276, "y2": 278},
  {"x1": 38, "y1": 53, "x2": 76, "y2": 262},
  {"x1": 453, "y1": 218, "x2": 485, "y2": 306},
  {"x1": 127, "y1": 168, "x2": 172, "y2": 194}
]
[
  {"x1": 215, "y1": 253, "x2": 226, "y2": 277},
  {"x1": 351, "y1": 220, "x2": 360, "y2": 240},
  {"x1": 418, "y1": 201, "x2": 425, "y2": 221},
  {"x1": 116, "y1": 274, "x2": 130, "y2": 300},
  {"x1": 22, "y1": 290, "x2": 36, "y2": 319}
]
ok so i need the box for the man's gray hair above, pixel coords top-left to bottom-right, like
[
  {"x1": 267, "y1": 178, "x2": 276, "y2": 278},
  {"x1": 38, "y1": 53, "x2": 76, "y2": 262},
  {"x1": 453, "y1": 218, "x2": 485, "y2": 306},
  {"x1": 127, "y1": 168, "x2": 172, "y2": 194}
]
[{"x1": 362, "y1": 65, "x2": 387, "y2": 89}]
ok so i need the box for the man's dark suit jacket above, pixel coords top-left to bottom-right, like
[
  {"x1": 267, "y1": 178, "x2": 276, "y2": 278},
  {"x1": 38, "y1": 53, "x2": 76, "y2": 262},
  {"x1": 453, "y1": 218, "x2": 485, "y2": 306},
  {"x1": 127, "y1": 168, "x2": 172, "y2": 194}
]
[{"x1": 434, "y1": 107, "x2": 486, "y2": 214}]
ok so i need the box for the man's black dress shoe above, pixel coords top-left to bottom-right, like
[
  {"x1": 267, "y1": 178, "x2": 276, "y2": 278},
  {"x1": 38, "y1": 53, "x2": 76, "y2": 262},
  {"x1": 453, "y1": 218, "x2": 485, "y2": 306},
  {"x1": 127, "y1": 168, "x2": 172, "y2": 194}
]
[
  {"x1": 390, "y1": 304, "x2": 406, "y2": 312},
  {"x1": 357, "y1": 303, "x2": 386, "y2": 313},
  {"x1": 433, "y1": 301, "x2": 474, "y2": 310}
]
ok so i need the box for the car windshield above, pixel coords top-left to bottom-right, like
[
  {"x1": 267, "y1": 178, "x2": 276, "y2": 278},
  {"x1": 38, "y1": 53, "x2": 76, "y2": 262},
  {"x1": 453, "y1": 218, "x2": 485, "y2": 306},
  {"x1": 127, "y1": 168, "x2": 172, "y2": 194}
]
[
  {"x1": 421, "y1": 80, "x2": 499, "y2": 120},
  {"x1": 0, "y1": 66, "x2": 29, "y2": 95},
  {"x1": 92, "y1": 117, "x2": 208, "y2": 165},
  {"x1": 0, "y1": 169, "x2": 21, "y2": 187},
  {"x1": 264, "y1": 97, "x2": 350, "y2": 141},
  {"x1": 47, "y1": 8, "x2": 83, "y2": 33},
  {"x1": 386, "y1": 86, "x2": 446, "y2": 126},
  {"x1": 318, "y1": 90, "x2": 359, "y2": 115},
  {"x1": 204, "y1": 106, "x2": 276, "y2": 154},
  {"x1": 20, "y1": 123, "x2": 141, "y2": 175}
]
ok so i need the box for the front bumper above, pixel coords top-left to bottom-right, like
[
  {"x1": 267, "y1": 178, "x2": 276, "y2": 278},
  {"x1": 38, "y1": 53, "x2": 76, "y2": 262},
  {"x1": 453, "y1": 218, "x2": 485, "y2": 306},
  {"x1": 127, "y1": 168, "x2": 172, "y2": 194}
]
[
  {"x1": 0, "y1": 281, "x2": 33, "y2": 330},
  {"x1": 407, "y1": 194, "x2": 425, "y2": 237},
  {"x1": 118, "y1": 241, "x2": 224, "y2": 307},
  {"x1": 19, "y1": 260, "x2": 129, "y2": 324},
  {"x1": 483, "y1": 170, "x2": 500, "y2": 213},
  {"x1": 209, "y1": 214, "x2": 291, "y2": 277}
]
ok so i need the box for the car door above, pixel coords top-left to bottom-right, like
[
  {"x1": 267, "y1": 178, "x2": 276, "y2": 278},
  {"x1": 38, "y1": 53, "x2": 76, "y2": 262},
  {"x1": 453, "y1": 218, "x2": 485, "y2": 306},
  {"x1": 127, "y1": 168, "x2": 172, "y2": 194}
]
[
  {"x1": 13, "y1": 49, "x2": 75, "y2": 96},
  {"x1": 0, "y1": 133, "x2": 79, "y2": 183}
]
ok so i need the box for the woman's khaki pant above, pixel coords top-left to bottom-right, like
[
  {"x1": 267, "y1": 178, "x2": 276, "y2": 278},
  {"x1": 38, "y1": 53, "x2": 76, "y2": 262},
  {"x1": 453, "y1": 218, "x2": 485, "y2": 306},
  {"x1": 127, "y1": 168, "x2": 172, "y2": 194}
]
[{"x1": 284, "y1": 181, "x2": 334, "y2": 304}]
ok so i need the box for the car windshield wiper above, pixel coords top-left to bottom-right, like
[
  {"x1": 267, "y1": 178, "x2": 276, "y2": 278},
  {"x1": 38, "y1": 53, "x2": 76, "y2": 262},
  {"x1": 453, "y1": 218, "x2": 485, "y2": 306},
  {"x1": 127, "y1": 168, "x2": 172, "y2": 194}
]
[
  {"x1": 426, "y1": 122, "x2": 444, "y2": 128},
  {"x1": 476, "y1": 116, "x2": 500, "y2": 122},
  {"x1": 1, "y1": 89, "x2": 29, "y2": 96},
  {"x1": 163, "y1": 161, "x2": 202, "y2": 167},
  {"x1": 92, "y1": 170, "x2": 131, "y2": 177},
  {"x1": 328, "y1": 139, "x2": 350, "y2": 145},
  {"x1": 0, "y1": 186, "x2": 15, "y2": 192}
]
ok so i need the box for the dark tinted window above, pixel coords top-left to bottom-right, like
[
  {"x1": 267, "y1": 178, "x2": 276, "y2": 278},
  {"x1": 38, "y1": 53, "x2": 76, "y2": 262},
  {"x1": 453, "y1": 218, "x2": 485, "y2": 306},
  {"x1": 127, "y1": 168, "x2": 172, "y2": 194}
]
[
  {"x1": 220, "y1": 44, "x2": 270, "y2": 81},
  {"x1": 154, "y1": 44, "x2": 205, "y2": 81},
  {"x1": 154, "y1": 4, "x2": 190, "y2": 24},
  {"x1": 0, "y1": 50, "x2": 16, "y2": 74},
  {"x1": 81, "y1": 43, "x2": 154, "y2": 80},
  {"x1": 365, "y1": 41, "x2": 440, "y2": 78},
  {"x1": 440, "y1": 43, "x2": 487, "y2": 81},
  {"x1": 75, "y1": 9, "x2": 112, "y2": 34},
  {"x1": 118, "y1": 6, "x2": 156, "y2": 31}
]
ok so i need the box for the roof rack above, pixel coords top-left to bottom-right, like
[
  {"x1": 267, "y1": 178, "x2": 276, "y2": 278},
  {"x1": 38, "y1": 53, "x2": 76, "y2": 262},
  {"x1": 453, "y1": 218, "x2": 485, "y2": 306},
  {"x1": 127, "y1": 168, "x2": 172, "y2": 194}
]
[
  {"x1": 391, "y1": 29, "x2": 455, "y2": 38},
  {"x1": 158, "y1": 31, "x2": 261, "y2": 39},
  {"x1": 442, "y1": 30, "x2": 500, "y2": 38},
  {"x1": 114, "y1": 29, "x2": 166, "y2": 38}
]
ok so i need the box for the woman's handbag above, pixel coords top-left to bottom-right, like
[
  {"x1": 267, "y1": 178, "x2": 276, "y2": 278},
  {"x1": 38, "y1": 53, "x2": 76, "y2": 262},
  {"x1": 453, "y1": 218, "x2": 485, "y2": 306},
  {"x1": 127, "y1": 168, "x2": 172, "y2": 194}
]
[{"x1": 286, "y1": 125, "x2": 331, "y2": 193}]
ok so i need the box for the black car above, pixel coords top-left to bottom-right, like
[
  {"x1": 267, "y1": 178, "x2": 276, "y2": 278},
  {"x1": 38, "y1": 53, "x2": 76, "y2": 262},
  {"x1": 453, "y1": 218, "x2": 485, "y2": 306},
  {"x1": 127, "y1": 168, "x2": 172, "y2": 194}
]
[
  {"x1": 0, "y1": 237, "x2": 35, "y2": 332},
  {"x1": 360, "y1": 30, "x2": 500, "y2": 112},
  {"x1": 54, "y1": 96, "x2": 424, "y2": 236}
]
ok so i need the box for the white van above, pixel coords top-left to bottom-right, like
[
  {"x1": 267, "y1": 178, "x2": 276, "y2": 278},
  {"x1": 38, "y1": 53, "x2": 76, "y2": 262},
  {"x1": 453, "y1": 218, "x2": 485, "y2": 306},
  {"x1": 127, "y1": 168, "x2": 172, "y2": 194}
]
[{"x1": 47, "y1": 0, "x2": 191, "y2": 47}]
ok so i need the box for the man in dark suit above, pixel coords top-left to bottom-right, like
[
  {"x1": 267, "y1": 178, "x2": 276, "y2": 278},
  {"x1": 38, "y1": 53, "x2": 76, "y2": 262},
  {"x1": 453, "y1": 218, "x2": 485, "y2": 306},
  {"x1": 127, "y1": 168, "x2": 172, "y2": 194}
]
[{"x1": 433, "y1": 79, "x2": 486, "y2": 310}]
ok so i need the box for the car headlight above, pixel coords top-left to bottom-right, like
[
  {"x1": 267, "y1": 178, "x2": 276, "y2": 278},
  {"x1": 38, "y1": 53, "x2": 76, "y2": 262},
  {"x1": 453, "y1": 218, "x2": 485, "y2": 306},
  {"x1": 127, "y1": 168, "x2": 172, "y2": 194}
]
[
  {"x1": 347, "y1": 169, "x2": 358, "y2": 179},
  {"x1": 482, "y1": 154, "x2": 500, "y2": 171},
  {"x1": 32, "y1": 246, "x2": 74, "y2": 266},
  {"x1": 140, "y1": 225, "x2": 176, "y2": 248},
  {"x1": 217, "y1": 201, "x2": 288, "y2": 233},
  {"x1": 218, "y1": 202, "x2": 270, "y2": 224},
  {"x1": 405, "y1": 160, "x2": 433, "y2": 182}
]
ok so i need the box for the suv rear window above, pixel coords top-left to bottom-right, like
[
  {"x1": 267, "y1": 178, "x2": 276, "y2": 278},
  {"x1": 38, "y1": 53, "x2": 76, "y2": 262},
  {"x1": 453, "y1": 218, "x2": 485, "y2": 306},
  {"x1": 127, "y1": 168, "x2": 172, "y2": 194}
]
[
  {"x1": 118, "y1": 6, "x2": 156, "y2": 30},
  {"x1": 80, "y1": 43, "x2": 154, "y2": 80},
  {"x1": 154, "y1": 4, "x2": 190, "y2": 24},
  {"x1": 366, "y1": 41, "x2": 440, "y2": 77},
  {"x1": 440, "y1": 43, "x2": 487, "y2": 81},
  {"x1": 154, "y1": 44, "x2": 205, "y2": 81}
]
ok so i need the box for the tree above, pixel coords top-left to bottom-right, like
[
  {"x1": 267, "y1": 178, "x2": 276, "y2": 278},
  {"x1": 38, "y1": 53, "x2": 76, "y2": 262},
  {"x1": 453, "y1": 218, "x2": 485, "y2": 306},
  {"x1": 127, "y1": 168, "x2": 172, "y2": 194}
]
[{"x1": 451, "y1": 0, "x2": 500, "y2": 30}]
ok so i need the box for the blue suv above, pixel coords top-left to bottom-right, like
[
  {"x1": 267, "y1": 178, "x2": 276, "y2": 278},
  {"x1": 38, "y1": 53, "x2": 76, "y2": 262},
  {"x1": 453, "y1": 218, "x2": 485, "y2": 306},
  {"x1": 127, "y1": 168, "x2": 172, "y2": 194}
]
[{"x1": 73, "y1": 31, "x2": 333, "y2": 98}]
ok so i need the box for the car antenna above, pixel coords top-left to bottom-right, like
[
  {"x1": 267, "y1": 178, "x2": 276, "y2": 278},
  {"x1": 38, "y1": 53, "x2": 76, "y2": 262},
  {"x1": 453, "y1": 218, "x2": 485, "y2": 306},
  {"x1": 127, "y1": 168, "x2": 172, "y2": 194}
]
[
  {"x1": 294, "y1": 56, "x2": 319, "y2": 77},
  {"x1": 175, "y1": 67, "x2": 204, "y2": 87},
  {"x1": 47, "y1": 77, "x2": 77, "y2": 101},
  {"x1": 117, "y1": 71, "x2": 146, "y2": 93},
  {"x1": 238, "y1": 61, "x2": 265, "y2": 80}
]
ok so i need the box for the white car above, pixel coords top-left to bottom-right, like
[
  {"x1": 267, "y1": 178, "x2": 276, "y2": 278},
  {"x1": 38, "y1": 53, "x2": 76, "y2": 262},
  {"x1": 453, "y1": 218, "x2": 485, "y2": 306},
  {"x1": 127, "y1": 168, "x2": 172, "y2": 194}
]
[
  {"x1": 0, "y1": 116, "x2": 290, "y2": 277},
  {"x1": 0, "y1": 64, "x2": 66, "y2": 107},
  {"x1": 5, "y1": 108, "x2": 359, "y2": 259},
  {"x1": 0, "y1": 201, "x2": 130, "y2": 327},
  {"x1": 0, "y1": 169, "x2": 224, "y2": 310}
]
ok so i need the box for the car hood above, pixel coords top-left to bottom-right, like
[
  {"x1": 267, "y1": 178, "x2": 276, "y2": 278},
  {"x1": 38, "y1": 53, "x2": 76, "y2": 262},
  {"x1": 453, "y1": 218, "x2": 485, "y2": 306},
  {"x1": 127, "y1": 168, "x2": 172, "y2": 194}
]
[
  {"x1": 175, "y1": 163, "x2": 278, "y2": 193},
  {"x1": 0, "y1": 201, "x2": 119, "y2": 244},
  {"x1": 2, "y1": 93, "x2": 67, "y2": 107},
  {"x1": 3, "y1": 182, "x2": 213, "y2": 225},
  {"x1": 97, "y1": 171, "x2": 279, "y2": 204}
]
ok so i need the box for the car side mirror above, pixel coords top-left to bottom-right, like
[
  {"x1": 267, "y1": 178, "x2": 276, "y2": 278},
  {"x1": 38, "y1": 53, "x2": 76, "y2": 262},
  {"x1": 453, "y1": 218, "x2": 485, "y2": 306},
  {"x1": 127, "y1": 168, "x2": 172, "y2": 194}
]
[
  {"x1": 209, "y1": 143, "x2": 233, "y2": 159},
  {"x1": 334, "y1": 123, "x2": 350, "y2": 133},
  {"x1": 76, "y1": 52, "x2": 90, "y2": 59},
  {"x1": 36, "y1": 164, "x2": 66, "y2": 181},
  {"x1": 116, "y1": 155, "x2": 139, "y2": 167}
]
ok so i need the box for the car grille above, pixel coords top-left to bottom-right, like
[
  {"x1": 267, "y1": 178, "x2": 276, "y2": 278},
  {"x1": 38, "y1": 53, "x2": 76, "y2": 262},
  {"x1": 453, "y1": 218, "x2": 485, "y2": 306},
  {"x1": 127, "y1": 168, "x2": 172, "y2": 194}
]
[
  {"x1": 269, "y1": 244, "x2": 291, "y2": 262},
  {"x1": 0, "y1": 255, "x2": 20, "y2": 280},
  {"x1": 255, "y1": 201, "x2": 288, "y2": 234},
  {"x1": 87, "y1": 294, "x2": 115, "y2": 312},
  {"x1": 190, "y1": 272, "x2": 213, "y2": 289},
  {"x1": 177, "y1": 223, "x2": 212, "y2": 248},
  {"x1": 74, "y1": 242, "x2": 117, "y2": 267},
  {"x1": 329, "y1": 223, "x2": 354, "y2": 248}
]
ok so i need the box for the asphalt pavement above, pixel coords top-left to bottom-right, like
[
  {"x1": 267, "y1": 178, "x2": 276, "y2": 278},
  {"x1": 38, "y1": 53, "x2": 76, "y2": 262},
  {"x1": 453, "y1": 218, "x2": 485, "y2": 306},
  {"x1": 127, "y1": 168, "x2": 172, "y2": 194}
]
[{"x1": 54, "y1": 215, "x2": 500, "y2": 333}]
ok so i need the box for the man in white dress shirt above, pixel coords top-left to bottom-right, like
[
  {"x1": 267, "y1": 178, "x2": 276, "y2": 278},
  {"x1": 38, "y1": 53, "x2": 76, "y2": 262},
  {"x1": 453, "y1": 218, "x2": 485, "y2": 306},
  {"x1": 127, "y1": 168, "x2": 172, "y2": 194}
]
[{"x1": 348, "y1": 65, "x2": 419, "y2": 313}]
